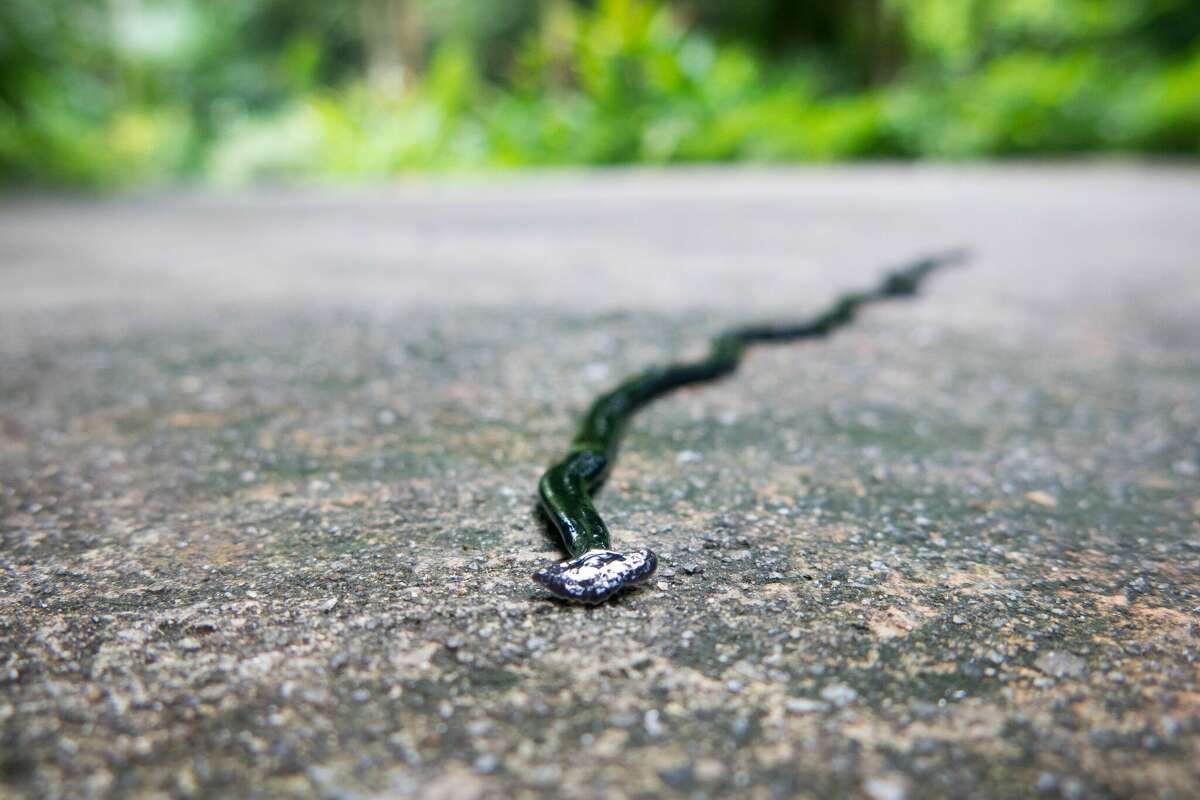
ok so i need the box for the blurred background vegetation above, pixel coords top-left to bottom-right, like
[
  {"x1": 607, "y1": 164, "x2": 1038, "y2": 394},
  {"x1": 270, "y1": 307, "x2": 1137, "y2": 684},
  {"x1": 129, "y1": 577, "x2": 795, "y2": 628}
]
[{"x1": 2, "y1": 0, "x2": 1198, "y2": 187}]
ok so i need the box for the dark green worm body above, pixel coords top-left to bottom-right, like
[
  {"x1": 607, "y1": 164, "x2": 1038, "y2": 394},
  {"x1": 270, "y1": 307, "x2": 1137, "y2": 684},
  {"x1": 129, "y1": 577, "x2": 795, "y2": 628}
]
[{"x1": 533, "y1": 252, "x2": 963, "y2": 602}]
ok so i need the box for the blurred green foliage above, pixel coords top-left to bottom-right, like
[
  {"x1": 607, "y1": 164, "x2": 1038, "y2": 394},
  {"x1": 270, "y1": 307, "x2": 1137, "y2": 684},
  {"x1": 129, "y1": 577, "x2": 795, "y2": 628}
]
[{"x1": 1, "y1": 0, "x2": 1197, "y2": 186}]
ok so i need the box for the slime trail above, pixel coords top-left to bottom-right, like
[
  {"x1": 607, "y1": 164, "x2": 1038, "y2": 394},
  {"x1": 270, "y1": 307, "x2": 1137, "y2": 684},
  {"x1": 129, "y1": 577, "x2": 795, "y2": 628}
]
[{"x1": 533, "y1": 251, "x2": 966, "y2": 603}]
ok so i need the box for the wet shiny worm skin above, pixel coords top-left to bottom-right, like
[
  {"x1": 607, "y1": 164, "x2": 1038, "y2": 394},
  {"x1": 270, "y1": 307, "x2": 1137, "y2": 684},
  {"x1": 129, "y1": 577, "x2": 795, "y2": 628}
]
[{"x1": 535, "y1": 252, "x2": 965, "y2": 603}]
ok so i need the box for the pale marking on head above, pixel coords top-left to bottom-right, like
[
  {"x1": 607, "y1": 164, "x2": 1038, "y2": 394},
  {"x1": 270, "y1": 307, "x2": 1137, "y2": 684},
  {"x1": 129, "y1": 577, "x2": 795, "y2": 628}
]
[{"x1": 532, "y1": 548, "x2": 658, "y2": 604}]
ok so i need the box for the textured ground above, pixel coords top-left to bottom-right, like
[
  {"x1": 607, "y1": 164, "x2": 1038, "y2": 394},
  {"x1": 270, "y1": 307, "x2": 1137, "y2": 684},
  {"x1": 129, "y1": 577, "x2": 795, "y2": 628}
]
[{"x1": 1, "y1": 166, "x2": 1198, "y2": 799}]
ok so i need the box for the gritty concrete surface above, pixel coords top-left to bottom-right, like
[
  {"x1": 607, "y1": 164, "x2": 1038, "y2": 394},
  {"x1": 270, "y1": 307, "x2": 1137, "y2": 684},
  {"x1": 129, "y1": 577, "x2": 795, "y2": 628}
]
[{"x1": 1, "y1": 165, "x2": 1199, "y2": 799}]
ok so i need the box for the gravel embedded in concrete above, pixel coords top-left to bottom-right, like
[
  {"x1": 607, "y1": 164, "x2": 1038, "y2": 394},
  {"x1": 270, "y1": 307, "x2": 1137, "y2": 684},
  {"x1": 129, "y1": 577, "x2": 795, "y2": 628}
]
[{"x1": 1, "y1": 167, "x2": 1198, "y2": 799}]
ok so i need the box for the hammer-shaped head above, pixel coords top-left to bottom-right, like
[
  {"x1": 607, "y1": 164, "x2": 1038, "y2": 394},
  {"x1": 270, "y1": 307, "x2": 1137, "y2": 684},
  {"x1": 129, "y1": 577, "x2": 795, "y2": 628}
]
[{"x1": 532, "y1": 548, "x2": 657, "y2": 604}]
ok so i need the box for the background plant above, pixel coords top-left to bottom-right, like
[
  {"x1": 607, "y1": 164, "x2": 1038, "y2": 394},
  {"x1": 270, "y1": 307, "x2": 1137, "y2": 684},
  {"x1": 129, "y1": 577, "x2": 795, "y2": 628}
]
[{"x1": 1, "y1": 0, "x2": 1197, "y2": 187}]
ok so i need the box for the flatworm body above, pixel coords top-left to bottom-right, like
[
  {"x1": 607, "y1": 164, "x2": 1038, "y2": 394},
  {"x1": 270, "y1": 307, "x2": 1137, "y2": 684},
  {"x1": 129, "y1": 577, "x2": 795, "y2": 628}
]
[{"x1": 534, "y1": 252, "x2": 964, "y2": 603}]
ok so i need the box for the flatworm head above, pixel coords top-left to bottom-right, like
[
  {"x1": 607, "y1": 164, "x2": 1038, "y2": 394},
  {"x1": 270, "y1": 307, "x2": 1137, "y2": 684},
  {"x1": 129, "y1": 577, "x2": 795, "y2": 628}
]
[{"x1": 532, "y1": 548, "x2": 657, "y2": 604}]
